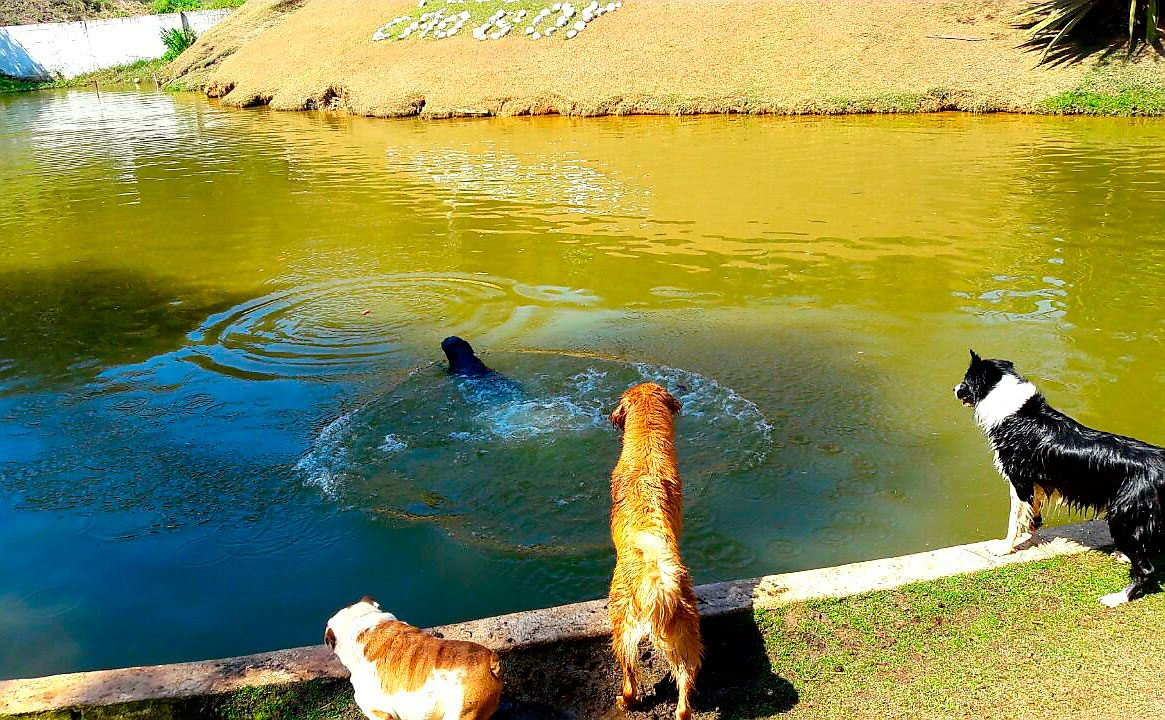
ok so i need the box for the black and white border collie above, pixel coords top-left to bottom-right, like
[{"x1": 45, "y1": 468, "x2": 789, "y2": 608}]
[{"x1": 955, "y1": 350, "x2": 1165, "y2": 607}]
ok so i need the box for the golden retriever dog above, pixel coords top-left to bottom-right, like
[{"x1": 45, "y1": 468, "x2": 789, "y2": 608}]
[
  {"x1": 325, "y1": 597, "x2": 503, "y2": 720},
  {"x1": 608, "y1": 383, "x2": 703, "y2": 720}
]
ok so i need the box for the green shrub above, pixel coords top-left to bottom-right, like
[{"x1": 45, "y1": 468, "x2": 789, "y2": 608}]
[
  {"x1": 152, "y1": 0, "x2": 247, "y2": 14},
  {"x1": 160, "y1": 27, "x2": 198, "y2": 61},
  {"x1": 153, "y1": 0, "x2": 202, "y2": 11},
  {"x1": 1018, "y1": 0, "x2": 1161, "y2": 60}
]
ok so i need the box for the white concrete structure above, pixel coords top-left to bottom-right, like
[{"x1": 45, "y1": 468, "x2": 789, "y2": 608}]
[{"x1": 0, "y1": 9, "x2": 231, "y2": 81}]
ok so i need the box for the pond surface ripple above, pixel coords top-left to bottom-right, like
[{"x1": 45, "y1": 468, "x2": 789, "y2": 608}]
[{"x1": 2, "y1": 89, "x2": 1165, "y2": 677}]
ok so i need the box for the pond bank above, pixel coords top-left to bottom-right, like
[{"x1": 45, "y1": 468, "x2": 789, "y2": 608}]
[
  {"x1": 163, "y1": 0, "x2": 1165, "y2": 117},
  {"x1": 0, "y1": 521, "x2": 1120, "y2": 719}
]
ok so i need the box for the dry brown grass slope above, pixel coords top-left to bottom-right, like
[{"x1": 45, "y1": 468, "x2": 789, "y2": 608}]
[{"x1": 165, "y1": 0, "x2": 1163, "y2": 117}]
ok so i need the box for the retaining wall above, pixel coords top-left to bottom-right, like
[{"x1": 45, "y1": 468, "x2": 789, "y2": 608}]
[
  {"x1": 0, "y1": 10, "x2": 231, "y2": 81},
  {"x1": 0, "y1": 521, "x2": 1114, "y2": 719}
]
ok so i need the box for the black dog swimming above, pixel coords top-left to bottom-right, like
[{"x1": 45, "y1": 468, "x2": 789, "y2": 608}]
[
  {"x1": 441, "y1": 336, "x2": 493, "y2": 377},
  {"x1": 955, "y1": 349, "x2": 1165, "y2": 607},
  {"x1": 440, "y1": 336, "x2": 523, "y2": 402}
]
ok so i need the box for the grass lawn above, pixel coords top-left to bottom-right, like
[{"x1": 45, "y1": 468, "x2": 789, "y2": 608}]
[
  {"x1": 758, "y1": 551, "x2": 1165, "y2": 719},
  {"x1": 1043, "y1": 56, "x2": 1165, "y2": 115}
]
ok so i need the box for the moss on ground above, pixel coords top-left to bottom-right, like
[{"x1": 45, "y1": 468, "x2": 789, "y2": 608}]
[
  {"x1": 208, "y1": 679, "x2": 359, "y2": 720},
  {"x1": 756, "y1": 552, "x2": 1165, "y2": 719}
]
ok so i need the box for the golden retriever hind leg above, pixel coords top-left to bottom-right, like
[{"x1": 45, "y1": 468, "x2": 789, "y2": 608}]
[
  {"x1": 609, "y1": 590, "x2": 642, "y2": 709},
  {"x1": 612, "y1": 624, "x2": 644, "y2": 708},
  {"x1": 656, "y1": 608, "x2": 702, "y2": 720}
]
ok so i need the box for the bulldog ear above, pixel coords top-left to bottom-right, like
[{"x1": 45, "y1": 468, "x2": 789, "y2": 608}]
[
  {"x1": 969, "y1": 349, "x2": 981, "y2": 364},
  {"x1": 609, "y1": 399, "x2": 627, "y2": 430},
  {"x1": 324, "y1": 627, "x2": 337, "y2": 650},
  {"x1": 359, "y1": 595, "x2": 378, "y2": 607}
]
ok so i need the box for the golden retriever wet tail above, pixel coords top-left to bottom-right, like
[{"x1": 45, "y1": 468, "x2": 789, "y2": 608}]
[{"x1": 633, "y1": 530, "x2": 684, "y2": 629}]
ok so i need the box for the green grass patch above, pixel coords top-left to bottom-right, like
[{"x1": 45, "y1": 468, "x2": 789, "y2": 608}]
[
  {"x1": 152, "y1": 0, "x2": 246, "y2": 12},
  {"x1": 755, "y1": 552, "x2": 1165, "y2": 719},
  {"x1": 1044, "y1": 87, "x2": 1165, "y2": 115},
  {"x1": 74, "y1": 58, "x2": 169, "y2": 86},
  {"x1": 1043, "y1": 56, "x2": 1165, "y2": 115},
  {"x1": 1, "y1": 59, "x2": 172, "y2": 94},
  {"x1": 0, "y1": 75, "x2": 47, "y2": 93}
]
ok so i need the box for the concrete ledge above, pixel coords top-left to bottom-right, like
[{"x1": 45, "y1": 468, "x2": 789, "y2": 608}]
[{"x1": 0, "y1": 521, "x2": 1113, "y2": 718}]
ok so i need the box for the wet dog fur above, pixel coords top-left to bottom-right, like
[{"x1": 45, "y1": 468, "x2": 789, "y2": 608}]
[
  {"x1": 608, "y1": 383, "x2": 702, "y2": 720},
  {"x1": 956, "y1": 350, "x2": 1165, "y2": 607},
  {"x1": 442, "y1": 336, "x2": 493, "y2": 377}
]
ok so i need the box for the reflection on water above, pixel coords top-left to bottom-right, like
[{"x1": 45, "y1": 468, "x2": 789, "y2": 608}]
[
  {"x1": 183, "y1": 274, "x2": 519, "y2": 380},
  {"x1": 386, "y1": 145, "x2": 648, "y2": 215},
  {"x1": 2, "y1": 88, "x2": 1165, "y2": 678}
]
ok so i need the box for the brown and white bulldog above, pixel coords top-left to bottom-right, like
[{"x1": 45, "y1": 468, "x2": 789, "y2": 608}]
[{"x1": 325, "y1": 597, "x2": 503, "y2": 720}]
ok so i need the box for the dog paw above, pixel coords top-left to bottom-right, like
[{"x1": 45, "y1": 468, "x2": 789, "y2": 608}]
[
  {"x1": 985, "y1": 540, "x2": 1017, "y2": 556},
  {"x1": 1099, "y1": 590, "x2": 1131, "y2": 608},
  {"x1": 1112, "y1": 551, "x2": 1131, "y2": 565}
]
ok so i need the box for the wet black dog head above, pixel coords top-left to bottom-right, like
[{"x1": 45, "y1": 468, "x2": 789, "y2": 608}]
[
  {"x1": 954, "y1": 349, "x2": 1019, "y2": 408},
  {"x1": 441, "y1": 336, "x2": 490, "y2": 377}
]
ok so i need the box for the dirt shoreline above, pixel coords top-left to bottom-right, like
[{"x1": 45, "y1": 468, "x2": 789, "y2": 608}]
[{"x1": 164, "y1": 0, "x2": 1165, "y2": 118}]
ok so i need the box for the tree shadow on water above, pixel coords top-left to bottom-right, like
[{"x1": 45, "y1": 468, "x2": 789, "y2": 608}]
[{"x1": 0, "y1": 267, "x2": 246, "y2": 391}]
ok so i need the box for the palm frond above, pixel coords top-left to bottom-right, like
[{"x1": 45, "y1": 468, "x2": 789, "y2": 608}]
[{"x1": 1020, "y1": 0, "x2": 1162, "y2": 58}]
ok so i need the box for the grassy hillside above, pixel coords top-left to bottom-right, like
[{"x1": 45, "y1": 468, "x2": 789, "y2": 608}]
[{"x1": 164, "y1": 0, "x2": 1165, "y2": 117}]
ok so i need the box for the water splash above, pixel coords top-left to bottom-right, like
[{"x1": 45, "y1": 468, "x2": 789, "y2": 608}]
[{"x1": 297, "y1": 352, "x2": 773, "y2": 554}]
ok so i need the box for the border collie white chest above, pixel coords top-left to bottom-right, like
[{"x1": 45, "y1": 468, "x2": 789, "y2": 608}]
[{"x1": 956, "y1": 350, "x2": 1165, "y2": 607}]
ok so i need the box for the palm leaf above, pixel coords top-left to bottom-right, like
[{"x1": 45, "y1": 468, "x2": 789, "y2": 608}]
[
  {"x1": 1026, "y1": 0, "x2": 1095, "y2": 36},
  {"x1": 1022, "y1": 0, "x2": 1160, "y2": 57},
  {"x1": 1040, "y1": 7, "x2": 1093, "y2": 59}
]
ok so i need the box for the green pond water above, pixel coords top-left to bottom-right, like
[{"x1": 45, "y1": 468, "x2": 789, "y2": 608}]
[{"x1": 2, "y1": 88, "x2": 1164, "y2": 679}]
